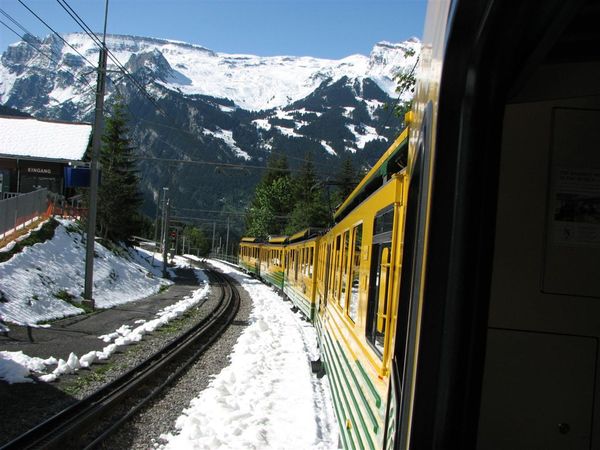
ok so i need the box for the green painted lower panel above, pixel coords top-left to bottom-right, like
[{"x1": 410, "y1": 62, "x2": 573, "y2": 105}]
[
  {"x1": 322, "y1": 335, "x2": 359, "y2": 450},
  {"x1": 262, "y1": 270, "x2": 284, "y2": 289},
  {"x1": 384, "y1": 379, "x2": 397, "y2": 450},
  {"x1": 240, "y1": 260, "x2": 259, "y2": 275},
  {"x1": 283, "y1": 284, "x2": 315, "y2": 320},
  {"x1": 321, "y1": 329, "x2": 378, "y2": 450}
]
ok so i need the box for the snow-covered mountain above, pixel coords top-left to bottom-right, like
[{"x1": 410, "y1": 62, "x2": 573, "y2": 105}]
[
  {"x1": 0, "y1": 33, "x2": 419, "y2": 220},
  {"x1": 0, "y1": 33, "x2": 418, "y2": 111}
]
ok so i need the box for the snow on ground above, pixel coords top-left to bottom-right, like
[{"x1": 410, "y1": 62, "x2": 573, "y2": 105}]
[
  {"x1": 160, "y1": 259, "x2": 339, "y2": 450},
  {"x1": 0, "y1": 254, "x2": 210, "y2": 384},
  {"x1": 0, "y1": 218, "x2": 171, "y2": 326}
]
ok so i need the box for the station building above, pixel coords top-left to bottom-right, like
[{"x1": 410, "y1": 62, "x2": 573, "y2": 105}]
[{"x1": 0, "y1": 115, "x2": 92, "y2": 197}]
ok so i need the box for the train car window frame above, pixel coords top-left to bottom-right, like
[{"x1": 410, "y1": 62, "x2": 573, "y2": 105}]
[
  {"x1": 348, "y1": 223, "x2": 363, "y2": 323},
  {"x1": 340, "y1": 230, "x2": 350, "y2": 310},
  {"x1": 366, "y1": 204, "x2": 395, "y2": 357},
  {"x1": 332, "y1": 235, "x2": 342, "y2": 304}
]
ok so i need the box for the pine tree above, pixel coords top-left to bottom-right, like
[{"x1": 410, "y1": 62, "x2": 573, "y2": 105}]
[
  {"x1": 285, "y1": 152, "x2": 330, "y2": 234},
  {"x1": 97, "y1": 100, "x2": 143, "y2": 242},
  {"x1": 333, "y1": 156, "x2": 358, "y2": 207},
  {"x1": 245, "y1": 154, "x2": 293, "y2": 238}
]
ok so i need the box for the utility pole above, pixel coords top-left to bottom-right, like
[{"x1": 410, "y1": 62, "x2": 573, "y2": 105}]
[
  {"x1": 225, "y1": 216, "x2": 230, "y2": 258},
  {"x1": 162, "y1": 198, "x2": 170, "y2": 278},
  {"x1": 211, "y1": 222, "x2": 216, "y2": 254},
  {"x1": 159, "y1": 187, "x2": 168, "y2": 252},
  {"x1": 83, "y1": 0, "x2": 109, "y2": 307}
]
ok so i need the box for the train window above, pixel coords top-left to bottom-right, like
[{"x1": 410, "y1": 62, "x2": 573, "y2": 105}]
[
  {"x1": 294, "y1": 250, "x2": 299, "y2": 281},
  {"x1": 309, "y1": 247, "x2": 314, "y2": 278},
  {"x1": 333, "y1": 235, "x2": 341, "y2": 303},
  {"x1": 366, "y1": 206, "x2": 394, "y2": 356},
  {"x1": 340, "y1": 231, "x2": 350, "y2": 309},
  {"x1": 373, "y1": 206, "x2": 394, "y2": 238},
  {"x1": 348, "y1": 224, "x2": 363, "y2": 322},
  {"x1": 366, "y1": 242, "x2": 392, "y2": 355}
]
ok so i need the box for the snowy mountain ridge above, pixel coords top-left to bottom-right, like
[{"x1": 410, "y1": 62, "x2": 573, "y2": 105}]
[
  {"x1": 0, "y1": 33, "x2": 420, "y2": 111},
  {"x1": 0, "y1": 33, "x2": 419, "y2": 219}
]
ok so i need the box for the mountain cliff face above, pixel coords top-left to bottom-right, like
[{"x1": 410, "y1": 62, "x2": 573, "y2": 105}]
[{"x1": 0, "y1": 33, "x2": 419, "y2": 226}]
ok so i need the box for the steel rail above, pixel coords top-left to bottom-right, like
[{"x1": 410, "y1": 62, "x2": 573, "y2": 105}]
[{"x1": 1, "y1": 267, "x2": 240, "y2": 450}]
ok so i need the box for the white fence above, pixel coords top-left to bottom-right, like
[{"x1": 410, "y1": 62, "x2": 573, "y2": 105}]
[{"x1": 0, "y1": 189, "x2": 49, "y2": 240}]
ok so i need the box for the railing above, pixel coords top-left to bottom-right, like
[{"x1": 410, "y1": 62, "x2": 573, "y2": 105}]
[
  {"x1": 209, "y1": 251, "x2": 239, "y2": 266},
  {"x1": 0, "y1": 189, "x2": 50, "y2": 239}
]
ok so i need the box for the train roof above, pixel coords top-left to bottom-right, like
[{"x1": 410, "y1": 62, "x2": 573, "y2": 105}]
[
  {"x1": 268, "y1": 235, "x2": 288, "y2": 244},
  {"x1": 288, "y1": 227, "x2": 326, "y2": 243},
  {"x1": 241, "y1": 237, "x2": 260, "y2": 243},
  {"x1": 333, "y1": 119, "x2": 410, "y2": 222}
]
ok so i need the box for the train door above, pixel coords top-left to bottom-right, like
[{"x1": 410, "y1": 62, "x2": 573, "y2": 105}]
[
  {"x1": 366, "y1": 241, "x2": 392, "y2": 355},
  {"x1": 366, "y1": 206, "x2": 394, "y2": 357},
  {"x1": 321, "y1": 242, "x2": 332, "y2": 312}
]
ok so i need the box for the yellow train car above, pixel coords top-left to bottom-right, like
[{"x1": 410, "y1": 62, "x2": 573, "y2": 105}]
[
  {"x1": 316, "y1": 129, "x2": 409, "y2": 450},
  {"x1": 258, "y1": 235, "x2": 287, "y2": 290},
  {"x1": 386, "y1": 0, "x2": 600, "y2": 449},
  {"x1": 239, "y1": 2, "x2": 600, "y2": 447},
  {"x1": 283, "y1": 228, "x2": 322, "y2": 320},
  {"x1": 238, "y1": 237, "x2": 261, "y2": 276}
]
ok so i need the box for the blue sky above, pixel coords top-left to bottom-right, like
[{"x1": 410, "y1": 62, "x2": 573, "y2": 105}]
[{"x1": 0, "y1": 0, "x2": 427, "y2": 58}]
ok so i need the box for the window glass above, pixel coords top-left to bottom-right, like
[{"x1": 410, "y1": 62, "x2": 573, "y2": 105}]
[
  {"x1": 349, "y1": 224, "x2": 363, "y2": 322},
  {"x1": 373, "y1": 208, "x2": 394, "y2": 236},
  {"x1": 332, "y1": 235, "x2": 341, "y2": 302},
  {"x1": 366, "y1": 242, "x2": 391, "y2": 355},
  {"x1": 340, "y1": 231, "x2": 350, "y2": 309}
]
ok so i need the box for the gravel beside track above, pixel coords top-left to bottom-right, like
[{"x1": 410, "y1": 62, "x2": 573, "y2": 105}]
[
  {"x1": 0, "y1": 264, "x2": 236, "y2": 447},
  {"x1": 99, "y1": 274, "x2": 253, "y2": 449}
]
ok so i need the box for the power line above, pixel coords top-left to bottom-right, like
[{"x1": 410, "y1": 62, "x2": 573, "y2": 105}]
[
  {"x1": 17, "y1": 0, "x2": 97, "y2": 70},
  {"x1": 135, "y1": 155, "x2": 309, "y2": 174},
  {"x1": 0, "y1": 10, "x2": 96, "y2": 94},
  {"x1": 0, "y1": 6, "x2": 34, "y2": 37},
  {"x1": 56, "y1": 0, "x2": 103, "y2": 47}
]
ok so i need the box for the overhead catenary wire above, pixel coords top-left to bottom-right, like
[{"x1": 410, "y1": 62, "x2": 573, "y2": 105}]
[
  {"x1": 17, "y1": 0, "x2": 98, "y2": 70},
  {"x1": 55, "y1": 0, "x2": 171, "y2": 117},
  {"x1": 15, "y1": 0, "x2": 394, "y2": 178},
  {"x1": 0, "y1": 10, "x2": 96, "y2": 94},
  {"x1": 0, "y1": 6, "x2": 35, "y2": 37},
  {"x1": 135, "y1": 155, "x2": 314, "y2": 174}
]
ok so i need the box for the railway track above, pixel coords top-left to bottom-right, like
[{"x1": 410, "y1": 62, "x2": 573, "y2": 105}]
[{"x1": 1, "y1": 268, "x2": 240, "y2": 450}]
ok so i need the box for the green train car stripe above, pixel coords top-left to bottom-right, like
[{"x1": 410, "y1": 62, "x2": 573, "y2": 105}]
[
  {"x1": 324, "y1": 360, "x2": 352, "y2": 450},
  {"x1": 335, "y1": 341, "x2": 380, "y2": 433},
  {"x1": 323, "y1": 331, "x2": 377, "y2": 450},
  {"x1": 283, "y1": 284, "x2": 314, "y2": 319},
  {"x1": 356, "y1": 360, "x2": 382, "y2": 408},
  {"x1": 322, "y1": 334, "x2": 360, "y2": 450}
]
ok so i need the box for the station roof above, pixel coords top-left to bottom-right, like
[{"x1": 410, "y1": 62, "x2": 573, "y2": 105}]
[{"x1": 0, "y1": 115, "x2": 92, "y2": 162}]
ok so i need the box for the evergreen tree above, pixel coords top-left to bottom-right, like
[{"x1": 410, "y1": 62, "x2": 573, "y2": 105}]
[
  {"x1": 182, "y1": 225, "x2": 210, "y2": 256},
  {"x1": 333, "y1": 156, "x2": 358, "y2": 207},
  {"x1": 245, "y1": 154, "x2": 293, "y2": 238},
  {"x1": 285, "y1": 152, "x2": 330, "y2": 234},
  {"x1": 97, "y1": 100, "x2": 143, "y2": 242}
]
